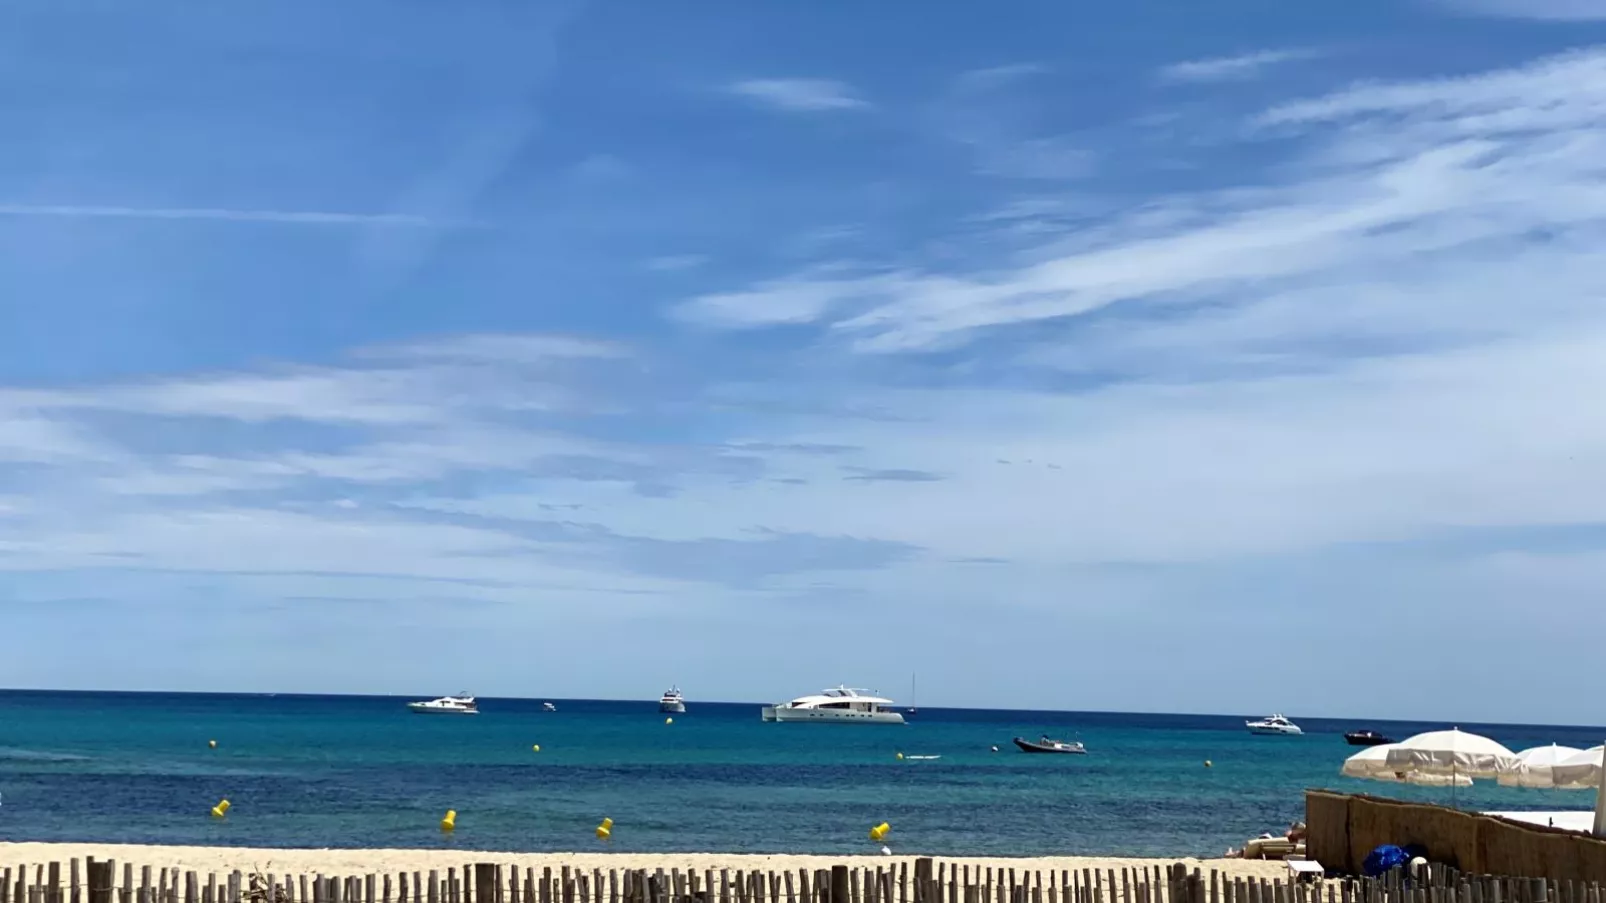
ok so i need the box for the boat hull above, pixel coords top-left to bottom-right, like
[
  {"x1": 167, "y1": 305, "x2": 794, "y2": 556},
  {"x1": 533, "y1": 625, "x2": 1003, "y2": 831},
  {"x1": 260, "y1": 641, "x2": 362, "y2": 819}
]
[
  {"x1": 761, "y1": 706, "x2": 905, "y2": 724},
  {"x1": 1344, "y1": 731, "x2": 1394, "y2": 746},
  {"x1": 1012, "y1": 737, "x2": 1086, "y2": 754},
  {"x1": 407, "y1": 704, "x2": 477, "y2": 715},
  {"x1": 660, "y1": 701, "x2": 686, "y2": 714},
  {"x1": 1246, "y1": 725, "x2": 1302, "y2": 735}
]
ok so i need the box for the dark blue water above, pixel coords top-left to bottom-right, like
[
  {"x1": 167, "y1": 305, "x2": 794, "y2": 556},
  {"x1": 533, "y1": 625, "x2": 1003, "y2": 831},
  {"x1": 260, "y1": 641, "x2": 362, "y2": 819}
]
[{"x1": 0, "y1": 691, "x2": 1599, "y2": 857}]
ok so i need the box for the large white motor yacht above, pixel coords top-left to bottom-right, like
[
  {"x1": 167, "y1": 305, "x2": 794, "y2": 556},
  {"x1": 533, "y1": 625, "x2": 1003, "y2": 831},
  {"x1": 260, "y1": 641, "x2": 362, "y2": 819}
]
[
  {"x1": 407, "y1": 694, "x2": 478, "y2": 715},
  {"x1": 1245, "y1": 713, "x2": 1303, "y2": 735},
  {"x1": 761, "y1": 686, "x2": 906, "y2": 724},
  {"x1": 659, "y1": 686, "x2": 686, "y2": 714}
]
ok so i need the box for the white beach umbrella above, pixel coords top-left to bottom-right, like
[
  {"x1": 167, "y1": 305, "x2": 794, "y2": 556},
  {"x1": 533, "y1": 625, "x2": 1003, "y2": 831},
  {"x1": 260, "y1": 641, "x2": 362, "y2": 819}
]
[
  {"x1": 1549, "y1": 746, "x2": 1606, "y2": 789},
  {"x1": 1543, "y1": 745, "x2": 1606, "y2": 838},
  {"x1": 1498, "y1": 744, "x2": 1587, "y2": 788},
  {"x1": 1342, "y1": 744, "x2": 1474, "y2": 787},
  {"x1": 1384, "y1": 728, "x2": 1519, "y2": 780}
]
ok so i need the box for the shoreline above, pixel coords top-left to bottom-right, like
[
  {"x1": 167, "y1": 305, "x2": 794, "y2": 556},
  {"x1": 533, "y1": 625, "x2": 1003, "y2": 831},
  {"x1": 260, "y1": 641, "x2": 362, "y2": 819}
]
[{"x1": 0, "y1": 843, "x2": 1290, "y2": 880}]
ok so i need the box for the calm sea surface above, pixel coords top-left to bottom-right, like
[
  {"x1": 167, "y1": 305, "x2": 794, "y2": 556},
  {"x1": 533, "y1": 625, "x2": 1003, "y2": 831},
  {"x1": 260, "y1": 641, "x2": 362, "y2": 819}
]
[{"x1": 0, "y1": 692, "x2": 1599, "y2": 857}]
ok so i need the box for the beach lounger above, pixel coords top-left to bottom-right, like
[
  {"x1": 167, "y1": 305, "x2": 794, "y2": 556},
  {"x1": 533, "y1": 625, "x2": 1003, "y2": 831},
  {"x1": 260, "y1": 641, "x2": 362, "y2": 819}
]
[{"x1": 1242, "y1": 838, "x2": 1304, "y2": 860}]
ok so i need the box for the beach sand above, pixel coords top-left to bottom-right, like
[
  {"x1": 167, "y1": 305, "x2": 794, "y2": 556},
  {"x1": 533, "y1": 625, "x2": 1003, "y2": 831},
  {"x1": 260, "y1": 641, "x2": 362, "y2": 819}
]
[{"x1": 0, "y1": 843, "x2": 1291, "y2": 882}]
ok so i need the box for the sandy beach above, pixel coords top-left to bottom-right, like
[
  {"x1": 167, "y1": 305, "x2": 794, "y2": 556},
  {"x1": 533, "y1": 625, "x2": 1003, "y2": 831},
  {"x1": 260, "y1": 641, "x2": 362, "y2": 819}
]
[{"x1": 0, "y1": 843, "x2": 1290, "y2": 882}]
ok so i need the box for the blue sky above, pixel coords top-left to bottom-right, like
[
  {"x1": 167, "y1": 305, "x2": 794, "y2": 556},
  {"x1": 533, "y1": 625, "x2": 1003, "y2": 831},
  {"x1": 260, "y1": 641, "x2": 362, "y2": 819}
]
[{"x1": 4, "y1": 0, "x2": 1606, "y2": 722}]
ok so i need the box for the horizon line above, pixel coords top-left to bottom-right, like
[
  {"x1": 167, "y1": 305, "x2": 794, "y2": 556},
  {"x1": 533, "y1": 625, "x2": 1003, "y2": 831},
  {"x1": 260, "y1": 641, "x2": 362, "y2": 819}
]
[{"x1": 1, "y1": 686, "x2": 1598, "y2": 731}]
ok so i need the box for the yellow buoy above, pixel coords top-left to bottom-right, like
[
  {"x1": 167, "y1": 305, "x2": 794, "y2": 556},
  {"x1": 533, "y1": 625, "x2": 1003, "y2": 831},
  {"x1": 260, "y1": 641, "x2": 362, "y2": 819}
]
[
  {"x1": 596, "y1": 817, "x2": 613, "y2": 840},
  {"x1": 208, "y1": 740, "x2": 217, "y2": 749},
  {"x1": 440, "y1": 809, "x2": 457, "y2": 832},
  {"x1": 210, "y1": 799, "x2": 230, "y2": 818},
  {"x1": 665, "y1": 717, "x2": 673, "y2": 725},
  {"x1": 532, "y1": 744, "x2": 541, "y2": 752},
  {"x1": 1204, "y1": 760, "x2": 1213, "y2": 768},
  {"x1": 869, "y1": 821, "x2": 890, "y2": 842},
  {"x1": 896, "y1": 752, "x2": 905, "y2": 760}
]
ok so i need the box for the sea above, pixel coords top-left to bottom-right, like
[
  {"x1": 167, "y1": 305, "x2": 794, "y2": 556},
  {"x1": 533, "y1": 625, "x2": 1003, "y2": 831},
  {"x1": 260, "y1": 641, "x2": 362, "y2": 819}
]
[{"x1": 0, "y1": 691, "x2": 1600, "y2": 858}]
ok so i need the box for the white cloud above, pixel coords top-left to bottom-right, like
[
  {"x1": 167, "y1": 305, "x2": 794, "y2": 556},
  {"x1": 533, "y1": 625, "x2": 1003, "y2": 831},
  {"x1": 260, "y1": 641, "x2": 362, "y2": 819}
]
[
  {"x1": 360, "y1": 333, "x2": 628, "y2": 364},
  {"x1": 0, "y1": 417, "x2": 116, "y2": 464},
  {"x1": 1157, "y1": 49, "x2": 1315, "y2": 84},
  {"x1": 681, "y1": 47, "x2": 1606, "y2": 357},
  {"x1": 676, "y1": 273, "x2": 902, "y2": 328},
  {"x1": 727, "y1": 78, "x2": 869, "y2": 112}
]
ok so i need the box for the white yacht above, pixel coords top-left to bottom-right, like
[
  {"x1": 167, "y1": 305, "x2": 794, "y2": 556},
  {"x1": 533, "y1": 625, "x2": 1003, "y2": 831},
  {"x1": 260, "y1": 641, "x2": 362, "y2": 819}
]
[
  {"x1": 659, "y1": 686, "x2": 686, "y2": 714},
  {"x1": 407, "y1": 694, "x2": 478, "y2": 715},
  {"x1": 1245, "y1": 713, "x2": 1303, "y2": 735},
  {"x1": 761, "y1": 686, "x2": 906, "y2": 724},
  {"x1": 541, "y1": 701, "x2": 557, "y2": 712}
]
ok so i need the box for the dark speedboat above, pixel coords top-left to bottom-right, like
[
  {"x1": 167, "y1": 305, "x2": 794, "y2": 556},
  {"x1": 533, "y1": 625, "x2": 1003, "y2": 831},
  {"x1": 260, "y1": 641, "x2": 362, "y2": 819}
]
[
  {"x1": 1344, "y1": 730, "x2": 1395, "y2": 747},
  {"x1": 1012, "y1": 735, "x2": 1087, "y2": 754}
]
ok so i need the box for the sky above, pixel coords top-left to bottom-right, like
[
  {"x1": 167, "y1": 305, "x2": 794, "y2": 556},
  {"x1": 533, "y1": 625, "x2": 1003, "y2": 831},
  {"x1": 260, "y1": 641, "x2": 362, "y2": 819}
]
[{"x1": 3, "y1": 0, "x2": 1606, "y2": 723}]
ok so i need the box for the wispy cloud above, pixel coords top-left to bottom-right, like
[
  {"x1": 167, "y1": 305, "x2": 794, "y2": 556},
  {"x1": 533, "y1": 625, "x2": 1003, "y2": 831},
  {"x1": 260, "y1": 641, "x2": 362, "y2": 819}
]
[
  {"x1": 681, "y1": 47, "x2": 1606, "y2": 356},
  {"x1": 936, "y1": 61, "x2": 1092, "y2": 181},
  {"x1": 359, "y1": 333, "x2": 629, "y2": 364},
  {"x1": 0, "y1": 204, "x2": 459, "y2": 227},
  {"x1": 727, "y1": 78, "x2": 869, "y2": 112},
  {"x1": 1157, "y1": 49, "x2": 1314, "y2": 84},
  {"x1": 953, "y1": 63, "x2": 1049, "y2": 92},
  {"x1": 843, "y1": 467, "x2": 945, "y2": 483}
]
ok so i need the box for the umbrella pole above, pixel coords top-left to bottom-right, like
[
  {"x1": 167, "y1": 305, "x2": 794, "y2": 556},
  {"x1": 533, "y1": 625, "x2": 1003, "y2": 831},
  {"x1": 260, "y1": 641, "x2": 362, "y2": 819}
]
[{"x1": 1594, "y1": 744, "x2": 1606, "y2": 838}]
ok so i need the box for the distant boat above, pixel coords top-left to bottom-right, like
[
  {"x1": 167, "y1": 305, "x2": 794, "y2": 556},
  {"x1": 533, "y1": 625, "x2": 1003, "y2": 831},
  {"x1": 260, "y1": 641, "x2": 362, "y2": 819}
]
[
  {"x1": 1013, "y1": 735, "x2": 1087, "y2": 754},
  {"x1": 659, "y1": 686, "x2": 686, "y2": 714},
  {"x1": 1345, "y1": 730, "x2": 1395, "y2": 746},
  {"x1": 407, "y1": 694, "x2": 478, "y2": 715},
  {"x1": 761, "y1": 686, "x2": 905, "y2": 724},
  {"x1": 1246, "y1": 714, "x2": 1303, "y2": 736},
  {"x1": 542, "y1": 702, "x2": 557, "y2": 712}
]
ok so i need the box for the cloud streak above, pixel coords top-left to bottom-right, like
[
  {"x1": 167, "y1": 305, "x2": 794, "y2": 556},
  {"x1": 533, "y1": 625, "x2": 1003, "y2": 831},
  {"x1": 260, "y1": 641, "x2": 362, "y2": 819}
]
[
  {"x1": 727, "y1": 79, "x2": 869, "y2": 112},
  {"x1": 678, "y1": 46, "x2": 1606, "y2": 357},
  {"x1": 1157, "y1": 49, "x2": 1314, "y2": 84}
]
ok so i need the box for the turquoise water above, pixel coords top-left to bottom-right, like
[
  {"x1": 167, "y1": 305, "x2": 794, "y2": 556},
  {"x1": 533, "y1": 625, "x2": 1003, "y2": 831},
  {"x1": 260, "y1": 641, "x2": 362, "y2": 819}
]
[{"x1": 0, "y1": 692, "x2": 1598, "y2": 856}]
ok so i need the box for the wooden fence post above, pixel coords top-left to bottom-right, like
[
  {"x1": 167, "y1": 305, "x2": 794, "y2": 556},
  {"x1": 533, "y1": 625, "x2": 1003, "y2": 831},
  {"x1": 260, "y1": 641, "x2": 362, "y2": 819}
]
[
  {"x1": 473, "y1": 869, "x2": 497, "y2": 903},
  {"x1": 88, "y1": 862, "x2": 113, "y2": 903},
  {"x1": 829, "y1": 871, "x2": 849, "y2": 903}
]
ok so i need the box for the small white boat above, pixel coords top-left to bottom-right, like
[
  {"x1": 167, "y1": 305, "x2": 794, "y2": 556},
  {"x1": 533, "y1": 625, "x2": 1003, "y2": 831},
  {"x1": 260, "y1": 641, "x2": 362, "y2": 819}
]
[
  {"x1": 542, "y1": 702, "x2": 557, "y2": 712},
  {"x1": 1013, "y1": 735, "x2": 1088, "y2": 754},
  {"x1": 761, "y1": 686, "x2": 905, "y2": 724},
  {"x1": 1246, "y1": 713, "x2": 1303, "y2": 735},
  {"x1": 407, "y1": 694, "x2": 478, "y2": 715},
  {"x1": 659, "y1": 686, "x2": 686, "y2": 714}
]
